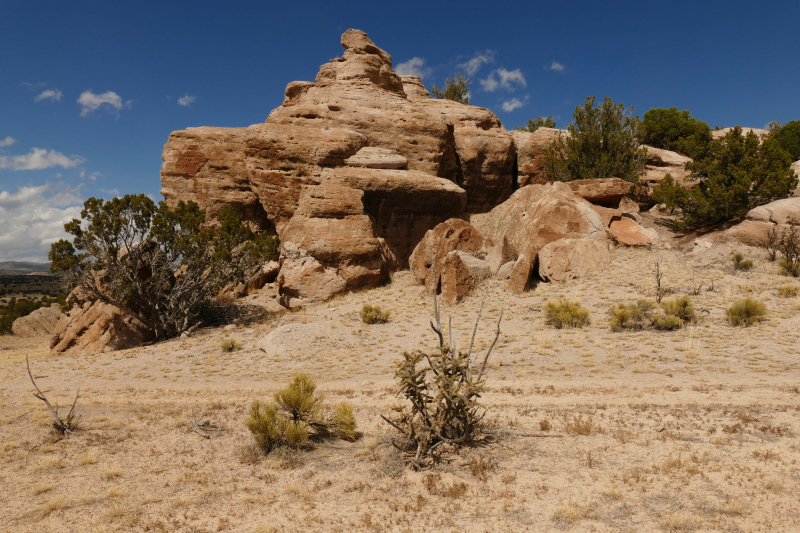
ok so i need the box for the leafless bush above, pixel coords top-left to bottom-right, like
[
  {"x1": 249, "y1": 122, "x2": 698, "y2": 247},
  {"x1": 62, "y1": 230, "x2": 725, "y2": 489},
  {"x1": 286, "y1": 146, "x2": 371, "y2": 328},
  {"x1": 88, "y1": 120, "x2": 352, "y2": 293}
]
[
  {"x1": 760, "y1": 225, "x2": 780, "y2": 262},
  {"x1": 25, "y1": 356, "x2": 80, "y2": 435}
]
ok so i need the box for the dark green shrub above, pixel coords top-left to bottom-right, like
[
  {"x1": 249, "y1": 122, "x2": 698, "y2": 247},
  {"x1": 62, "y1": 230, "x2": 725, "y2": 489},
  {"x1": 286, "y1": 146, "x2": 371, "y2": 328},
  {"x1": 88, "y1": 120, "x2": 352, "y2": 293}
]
[
  {"x1": 726, "y1": 298, "x2": 767, "y2": 326},
  {"x1": 0, "y1": 298, "x2": 45, "y2": 334},
  {"x1": 730, "y1": 252, "x2": 754, "y2": 273},
  {"x1": 546, "y1": 299, "x2": 590, "y2": 329},
  {"x1": 515, "y1": 116, "x2": 556, "y2": 132},
  {"x1": 641, "y1": 107, "x2": 712, "y2": 159},
  {"x1": 542, "y1": 96, "x2": 645, "y2": 183},
  {"x1": 653, "y1": 127, "x2": 797, "y2": 229},
  {"x1": 247, "y1": 373, "x2": 356, "y2": 454},
  {"x1": 220, "y1": 339, "x2": 241, "y2": 352},
  {"x1": 431, "y1": 72, "x2": 470, "y2": 104},
  {"x1": 772, "y1": 120, "x2": 800, "y2": 161},
  {"x1": 361, "y1": 304, "x2": 390, "y2": 324}
]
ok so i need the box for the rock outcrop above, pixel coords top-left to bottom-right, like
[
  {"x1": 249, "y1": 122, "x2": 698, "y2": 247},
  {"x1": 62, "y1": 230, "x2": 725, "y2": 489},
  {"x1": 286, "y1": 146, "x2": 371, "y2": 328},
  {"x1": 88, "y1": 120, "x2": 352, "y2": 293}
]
[
  {"x1": 538, "y1": 239, "x2": 611, "y2": 282},
  {"x1": 409, "y1": 218, "x2": 489, "y2": 290},
  {"x1": 474, "y1": 182, "x2": 609, "y2": 292},
  {"x1": 512, "y1": 128, "x2": 566, "y2": 187},
  {"x1": 640, "y1": 146, "x2": 693, "y2": 191},
  {"x1": 567, "y1": 178, "x2": 634, "y2": 207},
  {"x1": 609, "y1": 218, "x2": 658, "y2": 246},
  {"x1": 11, "y1": 304, "x2": 63, "y2": 337},
  {"x1": 49, "y1": 301, "x2": 154, "y2": 355},
  {"x1": 792, "y1": 160, "x2": 800, "y2": 197},
  {"x1": 726, "y1": 197, "x2": 800, "y2": 246}
]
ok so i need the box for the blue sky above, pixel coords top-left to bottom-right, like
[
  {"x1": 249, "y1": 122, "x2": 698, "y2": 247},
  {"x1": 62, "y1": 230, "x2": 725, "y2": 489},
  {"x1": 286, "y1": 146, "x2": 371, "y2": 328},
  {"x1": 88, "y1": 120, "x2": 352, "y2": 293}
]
[{"x1": 1, "y1": 0, "x2": 799, "y2": 261}]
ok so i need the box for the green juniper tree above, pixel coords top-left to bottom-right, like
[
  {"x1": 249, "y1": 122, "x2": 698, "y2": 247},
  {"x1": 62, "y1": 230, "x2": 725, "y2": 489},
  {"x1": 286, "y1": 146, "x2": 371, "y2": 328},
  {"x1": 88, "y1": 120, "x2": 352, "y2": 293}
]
[{"x1": 431, "y1": 72, "x2": 471, "y2": 105}]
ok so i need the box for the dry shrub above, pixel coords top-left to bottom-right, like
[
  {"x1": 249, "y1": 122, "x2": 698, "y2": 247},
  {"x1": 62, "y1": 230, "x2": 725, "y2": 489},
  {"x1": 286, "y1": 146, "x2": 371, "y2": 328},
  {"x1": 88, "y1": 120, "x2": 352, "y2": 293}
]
[
  {"x1": 777, "y1": 221, "x2": 800, "y2": 277},
  {"x1": 468, "y1": 454, "x2": 497, "y2": 481},
  {"x1": 776, "y1": 285, "x2": 798, "y2": 298},
  {"x1": 726, "y1": 298, "x2": 767, "y2": 326},
  {"x1": 610, "y1": 297, "x2": 695, "y2": 331},
  {"x1": 538, "y1": 418, "x2": 552, "y2": 432},
  {"x1": 546, "y1": 298, "x2": 590, "y2": 329},
  {"x1": 730, "y1": 251, "x2": 753, "y2": 273},
  {"x1": 360, "y1": 304, "x2": 390, "y2": 324},
  {"x1": 247, "y1": 373, "x2": 356, "y2": 454},
  {"x1": 661, "y1": 511, "x2": 695, "y2": 531},
  {"x1": 563, "y1": 415, "x2": 597, "y2": 436},
  {"x1": 551, "y1": 502, "x2": 582, "y2": 525},
  {"x1": 220, "y1": 339, "x2": 241, "y2": 352}
]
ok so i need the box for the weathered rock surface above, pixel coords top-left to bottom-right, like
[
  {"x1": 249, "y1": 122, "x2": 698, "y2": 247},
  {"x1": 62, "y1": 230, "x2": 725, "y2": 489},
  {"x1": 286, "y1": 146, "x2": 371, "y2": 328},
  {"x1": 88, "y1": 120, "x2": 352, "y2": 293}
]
[
  {"x1": 409, "y1": 218, "x2": 489, "y2": 292},
  {"x1": 345, "y1": 147, "x2": 408, "y2": 169},
  {"x1": 496, "y1": 260, "x2": 515, "y2": 280},
  {"x1": 276, "y1": 243, "x2": 348, "y2": 308},
  {"x1": 400, "y1": 75, "x2": 432, "y2": 101},
  {"x1": 50, "y1": 301, "x2": 153, "y2": 355},
  {"x1": 591, "y1": 205, "x2": 623, "y2": 227},
  {"x1": 567, "y1": 178, "x2": 634, "y2": 207},
  {"x1": 609, "y1": 218, "x2": 657, "y2": 246},
  {"x1": 538, "y1": 239, "x2": 611, "y2": 282},
  {"x1": 726, "y1": 197, "x2": 800, "y2": 246},
  {"x1": 640, "y1": 145, "x2": 692, "y2": 190},
  {"x1": 512, "y1": 128, "x2": 566, "y2": 187},
  {"x1": 440, "y1": 251, "x2": 491, "y2": 305},
  {"x1": 712, "y1": 127, "x2": 769, "y2": 140},
  {"x1": 476, "y1": 182, "x2": 608, "y2": 292},
  {"x1": 12, "y1": 304, "x2": 63, "y2": 337}
]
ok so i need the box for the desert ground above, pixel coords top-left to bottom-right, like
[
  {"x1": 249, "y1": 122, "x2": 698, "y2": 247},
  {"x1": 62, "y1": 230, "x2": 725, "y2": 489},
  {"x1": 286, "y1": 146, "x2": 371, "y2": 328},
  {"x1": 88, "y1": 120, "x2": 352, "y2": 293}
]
[{"x1": 2, "y1": 228, "x2": 800, "y2": 532}]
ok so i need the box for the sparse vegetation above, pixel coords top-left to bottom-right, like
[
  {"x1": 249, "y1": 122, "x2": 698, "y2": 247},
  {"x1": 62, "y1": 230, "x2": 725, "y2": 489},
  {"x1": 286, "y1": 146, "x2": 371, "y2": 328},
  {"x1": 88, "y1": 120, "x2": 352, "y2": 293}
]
[
  {"x1": 220, "y1": 339, "x2": 241, "y2": 352},
  {"x1": 776, "y1": 285, "x2": 798, "y2": 298},
  {"x1": 545, "y1": 299, "x2": 590, "y2": 329},
  {"x1": 610, "y1": 296, "x2": 696, "y2": 331},
  {"x1": 431, "y1": 72, "x2": 471, "y2": 104},
  {"x1": 515, "y1": 116, "x2": 556, "y2": 132},
  {"x1": 247, "y1": 373, "x2": 356, "y2": 454},
  {"x1": 730, "y1": 251, "x2": 754, "y2": 273},
  {"x1": 726, "y1": 298, "x2": 767, "y2": 326},
  {"x1": 360, "y1": 304, "x2": 390, "y2": 324},
  {"x1": 542, "y1": 96, "x2": 645, "y2": 183},
  {"x1": 777, "y1": 221, "x2": 800, "y2": 277}
]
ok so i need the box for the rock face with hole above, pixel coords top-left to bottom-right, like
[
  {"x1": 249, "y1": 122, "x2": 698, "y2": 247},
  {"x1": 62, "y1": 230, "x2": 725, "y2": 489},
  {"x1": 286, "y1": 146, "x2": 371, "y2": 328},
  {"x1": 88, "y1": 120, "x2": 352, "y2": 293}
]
[
  {"x1": 49, "y1": 301, "x2": 154, "y2": 355},
  {"x1": 11, "y1": 304, "x2": 64, "y2": 337}
]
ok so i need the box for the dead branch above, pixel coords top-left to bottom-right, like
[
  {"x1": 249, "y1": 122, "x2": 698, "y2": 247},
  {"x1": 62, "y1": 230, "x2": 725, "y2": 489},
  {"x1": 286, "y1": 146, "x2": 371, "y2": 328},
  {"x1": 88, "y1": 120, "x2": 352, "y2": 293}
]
[
  {"x1": 477, "y1": 311, "x2": 504, "y2": 381},
  {"x1": 188, "y1": 405, "x2": 222, "y2": 439},
  {"x1": 25, "y1": 355, "x2": 79, "y2": 435}
]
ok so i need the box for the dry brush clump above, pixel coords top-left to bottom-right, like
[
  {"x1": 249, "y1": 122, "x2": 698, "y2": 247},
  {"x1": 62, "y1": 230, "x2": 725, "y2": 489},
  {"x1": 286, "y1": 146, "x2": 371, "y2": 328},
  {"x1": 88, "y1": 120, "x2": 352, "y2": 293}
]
[
  {"x1": 730, "y1": 251, "x2": 754, "y2": 273},
  {"x1": 25, "y1": 355, "x2": 80, "y2": 435},
  {"x1": 360, "y1": 304, "x2": 390, "y2": 324},
  {"x1": 610, "y1": 296, "x2": 697, "y2": 331},
  {"x1": 726, "y1": 298, "x2": 767, "y2": 327},
  {"x1": 247, "y1": 373, "x2": 356, "y2": 453},
  {"x1": 382, "y1": 294, "x2": 503, "y2": 469},
  {"x1": 545, "y1": 298, "x2": 590, "y2": 329}
]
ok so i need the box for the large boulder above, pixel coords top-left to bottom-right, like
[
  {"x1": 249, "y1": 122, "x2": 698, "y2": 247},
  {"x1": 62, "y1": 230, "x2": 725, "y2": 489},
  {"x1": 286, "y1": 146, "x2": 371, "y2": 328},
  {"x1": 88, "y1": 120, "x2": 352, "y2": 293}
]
[
  {"x1": 440, "y1": 251, "x2": 491, "y2": 305},
  {"x1": 567, "y1": 178, "x2": 634, "y2": 207},
  {"x1": 609, "y1": 218, "x2": 658, "y2": 246},
  {"x1": 476, "y1": 182, "x2": 608, "y2": 292},
  {"x1": 12, "y1": 304, "x2": 64, "y2": 337},
  {"x1": 50, "y1": 301, "x2": 153, "y2": 355},
  {"x1": 726, "y1": 197, "x2": 800, "y2": 246},
  {"x1": 538, "y1": 239, "x2": 611, "y2": 282},
  {"x1": 409, "y1": 218, "x2": 490, "y2": 291},
  {"x1": 276, "y1": 243, "x2": 348, "y2": 308}
]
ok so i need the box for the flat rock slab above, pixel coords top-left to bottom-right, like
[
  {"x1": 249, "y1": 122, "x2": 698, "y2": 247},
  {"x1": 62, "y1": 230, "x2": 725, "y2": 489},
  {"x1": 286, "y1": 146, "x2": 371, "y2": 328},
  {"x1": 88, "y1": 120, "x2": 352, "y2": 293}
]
[{"x1": 609, "y1": 218, "x2": 656, "y2": 246}]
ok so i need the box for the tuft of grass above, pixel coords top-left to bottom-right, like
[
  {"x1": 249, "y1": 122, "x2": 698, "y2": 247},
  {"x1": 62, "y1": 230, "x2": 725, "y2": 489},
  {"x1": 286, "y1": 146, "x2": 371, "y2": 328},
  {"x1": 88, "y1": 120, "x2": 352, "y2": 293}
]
[
  {"x1": 726, "y1": 298, "x2": 767, "y2": 326},
  {"x1": 35, "y1": 456, "x2": 65, "y2": 472},
  {"x1": 360, "y1": 304, "x2": 390, "y2": 324},
  {"x1": 776, "y1": 285, "x2": 798, "y2": 298},
  {"x1": 220, "y1": 339, "x2": 241, "y2": 352},
  {"x1": 731, "y1": 251, "x2": 753, "y2": 273},
  {"x1": 545, "y1": 299, "x2": 590, "y2": 329},
  {"x1": 31, "y1": 482, "x2": 54, "y2": 495},
  {"x1": 660, "y1": 511, "x2": 695, "y2": 531},
  {"x1": 722, "y1": 499, "x2": 746, "y2": 516},
  {"x1": 100, "y1": 466, "x2": 123, "y2": 480},
  {"x1": 563, "y1": 415, "x2": 597, "y2": 436},
  {"x1": 77, "y1": 451, "x2": 98, "y2": 466},
  {"x1": 36, "y1": 497, "x2": 66, "y2": 519},
  {"x1": 551, "y1": 502, "x2": 582, "y2": 525}
]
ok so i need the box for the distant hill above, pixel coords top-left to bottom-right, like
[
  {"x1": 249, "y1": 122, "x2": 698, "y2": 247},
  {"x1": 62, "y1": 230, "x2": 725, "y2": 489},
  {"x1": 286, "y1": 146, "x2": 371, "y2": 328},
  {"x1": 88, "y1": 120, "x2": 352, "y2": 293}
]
[{"x1": 0, "y1": 262, "x2": 52, "y2": 274}]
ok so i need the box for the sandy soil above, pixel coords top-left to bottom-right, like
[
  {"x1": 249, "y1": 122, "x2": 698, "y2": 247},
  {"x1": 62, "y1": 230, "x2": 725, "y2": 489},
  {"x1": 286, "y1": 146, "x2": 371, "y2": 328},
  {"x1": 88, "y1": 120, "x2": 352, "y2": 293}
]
[{"x1": 2, "y1": 235, "x2": 800, "y2": 532}]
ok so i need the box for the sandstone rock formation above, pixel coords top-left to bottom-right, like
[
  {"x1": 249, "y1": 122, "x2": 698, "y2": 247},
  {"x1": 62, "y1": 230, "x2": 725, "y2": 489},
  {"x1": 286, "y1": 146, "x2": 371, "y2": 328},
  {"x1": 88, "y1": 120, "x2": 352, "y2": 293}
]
[
  {"x1": 609, "y1": 218, "x2": 658, "y2": 246},
  {"x1": 640, "y1": 146, "x2": 693, "y2": 190},
  {"x1": 50, "y1": 301, "x2": 154, "y2": 355},
  {"x1": 11, "y1": 304, "x2": 63, "y2": 337},
  {"x1": 726, "y1": 197, "x2": 800, "y2": 246},
  {"x1": 538, "y1": 239, "x2": 612, "y2": 282},
  {"x1": 474, "y1": 182, "x2": 609, "y2": 292},
  {"x1": 440, "y1": 251, "x2": 491, "y2": 305},
  {"x1": 712, "y1": 127, "x2": 769, "y2": 140},
  {"x1": 792, "y1": 160, "x2": 800, "y2": 197},
  {"x1": 567, "y1": 178, "x2": 634, "y2": 207},
  {"x1": 512, "y1": 128, "x2": 566, "y2": 187}
]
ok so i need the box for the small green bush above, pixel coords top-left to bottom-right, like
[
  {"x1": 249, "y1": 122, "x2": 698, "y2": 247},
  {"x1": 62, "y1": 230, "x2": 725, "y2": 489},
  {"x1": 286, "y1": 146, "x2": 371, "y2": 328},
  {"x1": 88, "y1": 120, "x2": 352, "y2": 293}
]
[
  {"x1": 220, "y1": 339, "x2": 241, "y2": 352},
  {"x1": 546, "y1": 299, "x2": 590, "y2": 329},
  {"x1": 361, "y1": 304, "x2": 390, "y2": 324},
  {"x1": 726, "y1": 298, "x2": 767, "y2": 327},
  {"x1": 246, "y1": 373, "x2": 356, "y2": 454},
  {"x1": 660, "y1": 296, "x2": 697, "y2": 324},
  {"x1": 609, "y1": 300, "x2": 654, "y2": 331},
  {"x1": 776, "y1": 285, "x2": 799, "y2": 298},
  {"x1": 609, "y1": 296, "x2": 696, "y2": 332},
  {"x1": 651, "y1": 313, "x2": 684, "y2": 331},
  {"x1": 730, "y1": 252, "x2": 753, "y2": 273}
]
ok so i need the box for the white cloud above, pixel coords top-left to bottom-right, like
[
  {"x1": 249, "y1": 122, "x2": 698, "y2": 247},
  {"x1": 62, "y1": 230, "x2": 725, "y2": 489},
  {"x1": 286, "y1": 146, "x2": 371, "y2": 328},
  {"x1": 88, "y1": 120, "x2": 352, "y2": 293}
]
[
  {"x1": 0, "y1": 148, "x2": 85, "y2": 171},
  {"x1": 501, "y1": 97, "x2": 528, "y2": 112},
  {"x1": 100, "y1": 188, "x2": 120, "y2": 196},
  {"x1": 547, "y1": 61, "x2": 565, "y2": 72},
  {"x1": 21, "y1": 81, "x2": 47, "y2": 89},
  {"x1": 395, "y1": 57, "x2": 433, "y2": 79},
  {"x1": 496, "y1": 68, "x2": 526, "y2": 90},
  {"x1": 0, "y1": 137, "x2": 16, "y2": 147},
  {"x1": 35, "y1": 89, "x2": 63, "y2": 102},
  {"x1": 459, "y1": 51, "x2": 495, "y2": 76},
  {"x1": 480, "y1": 74, "x2": 499, "y2": 92},
  {"x1": 177, "y1": 94, "x2": 196, "y2": 106},
  {"x1": 78, "y1": 90, "x2": 130, "y2": 116},
  {"x1": 0, "y1": 183, "x2": 84, "y2": 262}
]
